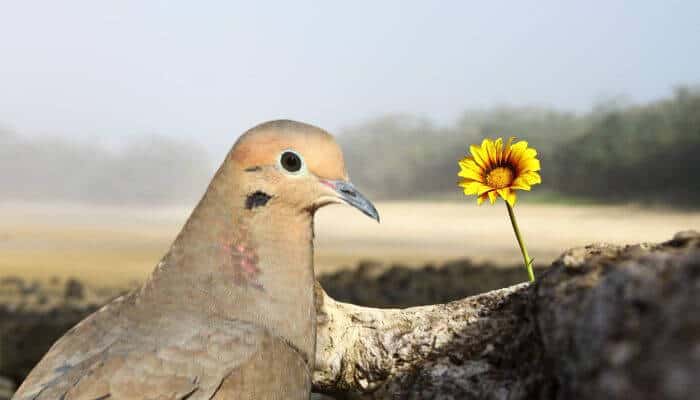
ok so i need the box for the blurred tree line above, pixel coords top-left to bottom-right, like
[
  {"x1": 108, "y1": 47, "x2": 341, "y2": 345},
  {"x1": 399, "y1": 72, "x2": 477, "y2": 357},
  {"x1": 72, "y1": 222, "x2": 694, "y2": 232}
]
[
  {"x1": 0, "y1": 133, "x2": 211, "y2": 205},
  {"x1": 1, "y1": 86, "x2": 697, "y2": 207},
  {"x1": 340, "y1": 86, "x2": 700, "y2": 207}
]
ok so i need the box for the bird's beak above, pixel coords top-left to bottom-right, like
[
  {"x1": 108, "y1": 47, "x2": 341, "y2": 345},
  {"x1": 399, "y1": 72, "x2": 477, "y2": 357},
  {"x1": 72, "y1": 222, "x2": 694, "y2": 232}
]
[{"x1": 320, "y1": 180, "x2": 380, "y2": 222}]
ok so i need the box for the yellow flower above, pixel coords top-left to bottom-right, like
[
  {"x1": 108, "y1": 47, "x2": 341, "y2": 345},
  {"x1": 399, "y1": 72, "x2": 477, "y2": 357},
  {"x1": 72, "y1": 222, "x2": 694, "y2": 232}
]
[{"x1": 458, "y1": 137, "x2": 541, "y2": 206}]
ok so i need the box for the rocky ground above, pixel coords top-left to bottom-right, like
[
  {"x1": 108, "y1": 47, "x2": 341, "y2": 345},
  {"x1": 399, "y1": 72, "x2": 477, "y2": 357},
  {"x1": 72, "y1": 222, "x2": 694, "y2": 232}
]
[
  {"x1": 534, "y1": 230, "x2": 700, "y2": 399},
  {"x1": 1, "y1": 231, "x2": 698, "y2": 399}
]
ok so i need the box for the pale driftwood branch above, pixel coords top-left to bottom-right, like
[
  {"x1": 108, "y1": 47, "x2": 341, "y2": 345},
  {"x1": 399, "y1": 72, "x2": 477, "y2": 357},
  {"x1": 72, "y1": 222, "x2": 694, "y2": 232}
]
[{"x1": 312, "y1": 282, "x2": 542, "y2": 399}]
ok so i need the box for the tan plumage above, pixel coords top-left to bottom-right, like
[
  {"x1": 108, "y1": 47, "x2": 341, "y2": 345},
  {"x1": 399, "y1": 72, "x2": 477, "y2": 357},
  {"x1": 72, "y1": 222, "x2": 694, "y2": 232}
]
[{"x1": 13, "y1": 120, "x2": 379, "y2": 400}]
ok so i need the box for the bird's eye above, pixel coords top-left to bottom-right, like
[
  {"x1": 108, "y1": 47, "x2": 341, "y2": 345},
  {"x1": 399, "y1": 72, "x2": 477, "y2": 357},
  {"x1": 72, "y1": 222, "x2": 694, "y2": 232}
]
[{"x1": 280, "y1": 151, "x2": 303, "y2": 173}]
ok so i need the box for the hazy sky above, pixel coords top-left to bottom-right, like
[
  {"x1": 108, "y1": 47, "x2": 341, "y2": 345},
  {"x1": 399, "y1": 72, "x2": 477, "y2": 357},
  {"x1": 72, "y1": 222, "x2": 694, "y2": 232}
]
[{"x1": 1, "y1": 1, "x2": 698, "y2": 158}]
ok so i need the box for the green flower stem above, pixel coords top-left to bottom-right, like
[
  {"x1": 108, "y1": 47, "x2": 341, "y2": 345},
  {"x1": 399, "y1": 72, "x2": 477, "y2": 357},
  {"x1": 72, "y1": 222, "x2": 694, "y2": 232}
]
[{"x1": 505, "y1": 202, "x2": 535, "y2": 282}]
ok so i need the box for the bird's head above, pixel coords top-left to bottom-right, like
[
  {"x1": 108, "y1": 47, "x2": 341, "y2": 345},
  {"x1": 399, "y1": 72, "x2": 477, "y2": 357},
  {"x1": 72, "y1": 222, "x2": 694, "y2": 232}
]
[{"x1": 227, "y1": 120, "x2": 379, "y2": 222}]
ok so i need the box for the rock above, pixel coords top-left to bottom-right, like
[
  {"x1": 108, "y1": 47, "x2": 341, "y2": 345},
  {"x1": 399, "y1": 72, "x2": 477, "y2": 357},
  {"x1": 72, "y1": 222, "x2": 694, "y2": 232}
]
[
  {"x1": 536, "y1": 231, "x2": 700, "y2": 400},
  {"x1": 319, "y1": 259, "x2": 545, "y2": 307}
]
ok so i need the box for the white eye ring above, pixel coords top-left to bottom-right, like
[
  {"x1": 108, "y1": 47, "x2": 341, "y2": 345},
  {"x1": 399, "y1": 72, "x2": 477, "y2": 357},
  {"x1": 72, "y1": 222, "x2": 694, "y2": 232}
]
[{"x1": 278, "y1": 149, "x2": 306, "y2": 175}]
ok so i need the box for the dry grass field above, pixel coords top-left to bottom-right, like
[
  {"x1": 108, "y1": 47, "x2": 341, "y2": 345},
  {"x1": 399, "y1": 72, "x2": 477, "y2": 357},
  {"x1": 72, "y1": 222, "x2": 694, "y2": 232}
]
[{"x1": 1, "y1": 201, "x2": 698, "y2": 286}]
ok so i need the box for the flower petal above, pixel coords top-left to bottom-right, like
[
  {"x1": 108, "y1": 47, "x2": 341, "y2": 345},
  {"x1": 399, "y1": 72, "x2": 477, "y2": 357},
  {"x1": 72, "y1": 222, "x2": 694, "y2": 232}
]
[
  {"x1": 509, "y1": 191, "x2": 519, "y2": 206},
  {"x1": 493, "y1": 138, "x2": 504, "y2": 164},
  {"x1": 482, "y1": 139, "x2": 496, "y2": 169},
  {"x1": 458, "y1": 167, "x2": 484, "y2": 182},
  {"x1": 503, "y1": 136, "x2": 516, "y2": 162},
  {"x1": 509, "y1": 140, "x2": 529, "y2": 153},
  {"x1": 477, "y1": 193, "x2": 488, "y2": 205},
  {"x1": 511, "y1": 177, "x2": 533, "y2": 191},
  {"x1": 520, "y1": 171, "x2": 542, "y2": 185},
  {"x1": 518, "y1": 158, "x2": 541, "y2": 173},
  {"x1": 508, "y1": 141, "x2": 528, "y2": 164},
  {"x1": 470, "y1": 144, "x2": 489, "y2": 169},
  {"x1": 478, "y1": 186, "x2": 495, "y2": 195},
  {"x1": 460, "y1": 181, "x2": 485, "y2": 195},
  {"x1": 487, "y1": 191, "x2": 497, "y2": 204},
  {"x1": 459, "y1": 157, "x2": 482, "y2": 173},
  {"x1": 497, "y1": 188, "x2": 517, "y2": 206},
  {"x1": 520, "y1": 148, "x2": 537, "y2": 160},
  {"x1": 458, "y1": 157, "x2": 485, "y2": 179}
]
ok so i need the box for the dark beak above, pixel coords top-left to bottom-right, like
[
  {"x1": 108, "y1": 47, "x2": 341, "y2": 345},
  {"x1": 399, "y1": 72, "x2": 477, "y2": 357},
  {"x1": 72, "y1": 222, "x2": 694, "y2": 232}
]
[{"x1": 323, "y1": 180, "x2": 380, "y2": 222}]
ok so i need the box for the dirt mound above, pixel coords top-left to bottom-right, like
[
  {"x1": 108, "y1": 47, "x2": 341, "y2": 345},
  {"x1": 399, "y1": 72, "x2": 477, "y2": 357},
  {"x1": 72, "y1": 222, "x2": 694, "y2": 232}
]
[
  {"x1": 320, "y1": 259, "x2": 544, "y2": 307},
  {"x1": 0, "y1": 277, "x2": 129, "y2": 391}
]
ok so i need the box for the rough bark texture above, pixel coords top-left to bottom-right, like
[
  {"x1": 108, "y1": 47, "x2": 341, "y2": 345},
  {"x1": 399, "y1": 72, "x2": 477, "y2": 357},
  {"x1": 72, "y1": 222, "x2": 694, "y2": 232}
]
[
  {"x1": 536, "y1": 230, "x2": 700, "y2": 400},
  {"x1": 2, "y1": 232, "x2": 699, "y2": 399},
  {"x1": 311, "y1": 231, "x2": 700, "y2": 399},
  {"x1": 313, "y1": 282, "x2": 550, "y2": 399}
]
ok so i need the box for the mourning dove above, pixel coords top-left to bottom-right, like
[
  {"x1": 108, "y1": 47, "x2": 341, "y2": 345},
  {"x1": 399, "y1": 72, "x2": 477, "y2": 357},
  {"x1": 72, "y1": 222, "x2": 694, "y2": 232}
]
[{"x1": 13, "y1": 120, "x2": 379, "y2": 400}]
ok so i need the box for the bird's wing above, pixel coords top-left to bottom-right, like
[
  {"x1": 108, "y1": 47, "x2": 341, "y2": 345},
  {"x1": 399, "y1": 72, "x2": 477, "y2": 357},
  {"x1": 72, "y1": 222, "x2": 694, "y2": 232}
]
[
  {"x1": 210, "y1": 331, "x2": 312, "y2": 400},
  {"x1": 13, "y1": 292, "x2": 134, "y2": 400},
  {"x1": 13, "y1": 294, "x2": 265, "y2": 400}
]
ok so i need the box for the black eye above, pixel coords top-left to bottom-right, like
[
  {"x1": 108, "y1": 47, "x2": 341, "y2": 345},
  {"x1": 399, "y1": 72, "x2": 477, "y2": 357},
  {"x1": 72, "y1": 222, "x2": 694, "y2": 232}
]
[{"x1": 280, "y1": 151, "x2": 302, "y2": 172}]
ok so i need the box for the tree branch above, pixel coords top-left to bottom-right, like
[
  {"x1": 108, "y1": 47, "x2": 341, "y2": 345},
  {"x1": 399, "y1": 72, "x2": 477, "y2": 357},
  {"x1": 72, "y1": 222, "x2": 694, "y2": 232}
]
[{"x1": 313, "y1": 281, "x2": 545, "y2": 399}]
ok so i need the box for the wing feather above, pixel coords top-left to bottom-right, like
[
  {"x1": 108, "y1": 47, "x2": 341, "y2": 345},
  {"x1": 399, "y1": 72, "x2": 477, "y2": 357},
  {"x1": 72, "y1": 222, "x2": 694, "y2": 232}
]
[{"x1": 13, "y1": 293, "x2": 264, "y2": 400}]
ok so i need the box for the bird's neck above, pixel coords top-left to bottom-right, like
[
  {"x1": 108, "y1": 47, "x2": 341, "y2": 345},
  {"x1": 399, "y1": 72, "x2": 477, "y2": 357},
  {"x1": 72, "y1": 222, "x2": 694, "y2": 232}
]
[{"x1": 143, "y1": 184, "x2": 317, "y2": 365}]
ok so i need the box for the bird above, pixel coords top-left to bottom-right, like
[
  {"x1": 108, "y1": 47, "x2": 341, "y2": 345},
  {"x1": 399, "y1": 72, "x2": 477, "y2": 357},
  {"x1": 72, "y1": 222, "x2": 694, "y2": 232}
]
[{"x1": 13, "y1": 120, "x2": 380, "y2": 400}]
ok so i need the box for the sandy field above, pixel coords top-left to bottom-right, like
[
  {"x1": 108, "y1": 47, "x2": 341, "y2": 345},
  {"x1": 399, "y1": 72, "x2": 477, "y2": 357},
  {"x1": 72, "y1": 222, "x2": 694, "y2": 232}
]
[{"x1": 1, "y1": 201, "x2": 698, "y2": 286}]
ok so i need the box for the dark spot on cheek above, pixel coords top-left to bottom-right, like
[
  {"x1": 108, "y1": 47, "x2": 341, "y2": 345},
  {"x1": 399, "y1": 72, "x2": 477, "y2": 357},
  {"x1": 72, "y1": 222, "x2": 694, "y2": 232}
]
[
  {"x1": 244, "y1": 166, "x2": 262, "y2": 172},
  {"x1": 245, "y1": 191, "x2": 272, "y2": 209}
]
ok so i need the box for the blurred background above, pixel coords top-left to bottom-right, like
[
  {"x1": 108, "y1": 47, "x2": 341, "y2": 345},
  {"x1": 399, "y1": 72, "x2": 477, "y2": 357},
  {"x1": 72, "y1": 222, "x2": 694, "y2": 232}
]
[{"x1": 1, "y1": 1, "x2": 700, "y2": 393}]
